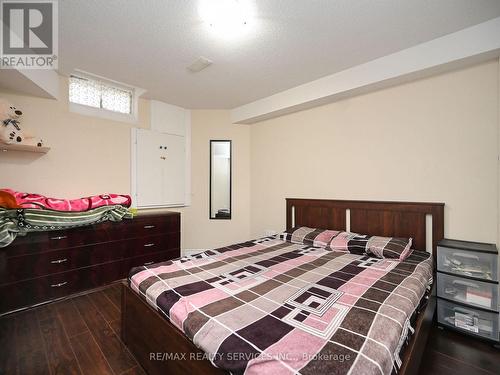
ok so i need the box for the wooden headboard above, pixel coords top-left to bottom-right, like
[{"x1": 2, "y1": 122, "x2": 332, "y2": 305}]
[{"x1": 286, "y1": 198, "x2": 444, "y2": 263}]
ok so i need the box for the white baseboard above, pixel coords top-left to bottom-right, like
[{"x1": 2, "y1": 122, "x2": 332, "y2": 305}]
[{"x1": 182, "y1": 249, "x2": 207, "y2": 256}]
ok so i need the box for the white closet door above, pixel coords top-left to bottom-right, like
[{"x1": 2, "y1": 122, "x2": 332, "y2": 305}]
[
  {"x1": 160, "y1": 133, "x2": 185, "y2": 206},
  {"x1": 136, "y1": 129, "x2": 185, "y2": 207}
]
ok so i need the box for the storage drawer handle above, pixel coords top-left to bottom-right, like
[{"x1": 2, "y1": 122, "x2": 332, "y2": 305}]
[
  {"x1": 144, "y1": 243, "x2": 155, "y2": 247},
  {"x1": 50, "y1": 258, "x2": 68, "y2": 264},
  {"x1": 452, "y1": 306, "x2": 477, "y2": 316},
  {"x1": 50, "y1": 235, "x2": 67, "y2": 240},
  {"x1": 452, "y1": 252, "x2": 479, "y2": 261},
  {"x1": 51, "y1": 281, "x2": 67, "y2": 288},
  {"x1": 452, "y1": 280, "x2": 479, "y2": 288},
  {"x1": 144, "y1": 225, "x2": 155, "y2": 229},
  {"x1": 144, "y1": 261, "x2": 155, "y2": 266}
]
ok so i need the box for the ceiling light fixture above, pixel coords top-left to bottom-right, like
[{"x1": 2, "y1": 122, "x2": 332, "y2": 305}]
[{"x1": 199, "y1": 0, "x2": 254, "y2": 38}]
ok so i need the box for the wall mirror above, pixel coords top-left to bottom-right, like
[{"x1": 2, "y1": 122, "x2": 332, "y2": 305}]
[{"x1": 210, "y1": 140, "x2": 232, "y2": 219}]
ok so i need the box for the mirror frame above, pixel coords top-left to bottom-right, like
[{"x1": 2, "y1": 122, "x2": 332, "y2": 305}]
[{"x1": 209, "y1": 140, "x2": 232, "y2": 220}]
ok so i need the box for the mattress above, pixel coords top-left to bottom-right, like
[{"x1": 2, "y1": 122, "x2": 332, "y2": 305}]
[{"x1": 129, "y1": 236, "x2": 433, "y2": 375}]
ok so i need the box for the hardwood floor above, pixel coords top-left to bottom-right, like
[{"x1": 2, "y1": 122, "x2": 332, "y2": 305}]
[
  {"x1": 0, "y1": 282, "x2": 145, "y2": 375},
  {"x1": 0, "y1": 282, "x2": 498, "y2": 375},
  {"x1": 419, "y1": 326, "x2": 499, "y2": 375}
]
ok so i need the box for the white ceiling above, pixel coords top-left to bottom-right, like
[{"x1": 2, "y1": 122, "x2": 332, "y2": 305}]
[{"x1": 59, "y1": 0, "x2": 500, "y2": 109}]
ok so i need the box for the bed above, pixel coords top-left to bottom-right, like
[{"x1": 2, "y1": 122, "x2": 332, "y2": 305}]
[{"x1": 121, "y1": 198, "x2": 444, "y2": 375}]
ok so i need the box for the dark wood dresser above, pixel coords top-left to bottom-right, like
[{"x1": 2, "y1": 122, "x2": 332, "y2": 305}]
[{"x1": 0, "y1": 212, "x2": 180, "y2": 315}]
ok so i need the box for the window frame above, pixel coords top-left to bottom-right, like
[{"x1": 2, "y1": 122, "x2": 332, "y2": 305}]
[{"x1": 68, "y1": 71, "x2": 144, "y2": 123}]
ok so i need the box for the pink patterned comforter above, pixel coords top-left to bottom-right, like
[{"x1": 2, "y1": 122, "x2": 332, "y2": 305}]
[
  {"x1": 1, "y1": 189, "x2": 131, "y2": 212},
  {"x1": 130, "y1": 236, "x2": 433, "y2": 375}
]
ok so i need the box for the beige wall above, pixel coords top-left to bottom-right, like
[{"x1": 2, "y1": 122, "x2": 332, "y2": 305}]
[
  {"x1": 0, "y1": 76, "x2": 150, "y2": 197},
  {"x1": 171, "y1": 110, "x2": 251, "y2": 250},
  {"x1": 0, "y1": 79, "x2": 251, "y2": 250},
  {"x1": 250, "y1": 60, "x2": 499, "y2": 245}
]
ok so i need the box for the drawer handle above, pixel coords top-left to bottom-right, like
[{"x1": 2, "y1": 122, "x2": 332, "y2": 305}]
[
  {"x1": 50, "y1": 258, "x2": 68, "y2": 264},
  {"x1": 144, "y1": 261, "x2": 155, "y2": 266},
  {"x1": 144, "y1": 243, "x2": 155, "y2": 247},
  {"x1": 144, "y1": 225, "x2": 155, "y2": 229},
  {"x1": 50, "y1": 235, "x2": 67, "y2": 240},
  {"x1": 452, "y1": 306, "x2": 477, "y2": 316},
  {"x1": 452, "y1": 280, "x2": 478, "y2": 288},
  {"x1": 452, "y1": 252, "x2": 479, "y2": 261},
  {"x1": 51, "y1": 281, "x2": 68, "y2": 288}
]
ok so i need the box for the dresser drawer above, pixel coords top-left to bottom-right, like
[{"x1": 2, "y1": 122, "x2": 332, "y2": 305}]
[
  {"x1": 6, "y1": 214, "x2": 180, "y2": 257},
  {"x1": 1, "y1": 232, "x2": 180, "y2": 284},
  {"x1": 126, "y1": 232, "x2": 180, "y2": 258},
  {"x1": 0, "y1": 249, "x2": 180, "y2": 314},
  {"x1": 437, "y1": 298, "x2": 499, "y2": 341},
  {"x1": 0, "y1": 261, "x2": 124, "y2": 314},
  {"x1": 123, "y1": 249, "x2": 180, "y2": 274},
  {"x1": 6, "y1": 229, "x2": 94, "y2": 256},
  {"x1": 437, "y1": 246, "x2": 498, "y2": 281},
  {"x1": 437, "y1": 273, "x2": 498, "y2": 311},
  {"x1": 122, "y1": 214, "x2": 180, "y2": 238}
]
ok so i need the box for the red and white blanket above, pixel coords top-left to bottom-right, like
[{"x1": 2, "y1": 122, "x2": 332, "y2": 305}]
[{"x1": 1, "y1": 189, "x2": 131, "y2": 212}]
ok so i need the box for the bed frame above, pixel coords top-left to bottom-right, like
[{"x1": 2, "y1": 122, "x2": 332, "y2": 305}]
[{"x1": 122, "y1": 198, "x2": 444, "y2": 375}]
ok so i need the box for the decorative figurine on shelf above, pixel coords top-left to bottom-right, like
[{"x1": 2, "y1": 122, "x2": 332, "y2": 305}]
[{"x1": 0, "y1": 98, "x2": 43, "y2": 147}]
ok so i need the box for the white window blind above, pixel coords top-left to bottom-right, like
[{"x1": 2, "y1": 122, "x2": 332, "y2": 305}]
[{"x1": 69, "y1": 75, "x2": 132, "y2": 114}]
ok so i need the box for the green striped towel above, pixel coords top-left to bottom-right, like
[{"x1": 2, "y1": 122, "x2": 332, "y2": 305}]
[{"x1": 0, "y1": 205, "x2": 133, "y2": 248}]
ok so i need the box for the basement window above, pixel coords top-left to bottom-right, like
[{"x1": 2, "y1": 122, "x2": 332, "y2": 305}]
[
  {"x1": 68, "y1": 72, "x2": 143, "y2": 123},
  {"x1": 69, "y1": 75, "x2": 132, "y2": 114}
]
